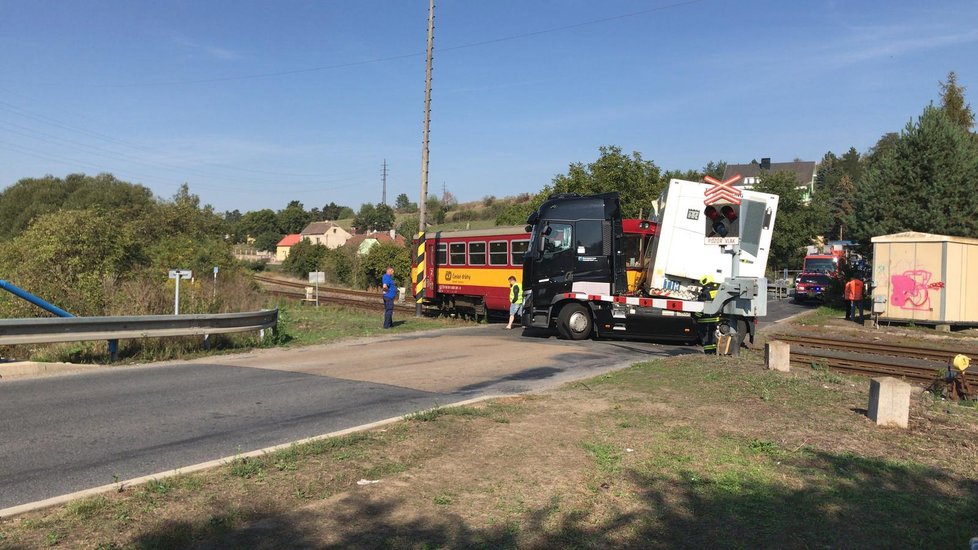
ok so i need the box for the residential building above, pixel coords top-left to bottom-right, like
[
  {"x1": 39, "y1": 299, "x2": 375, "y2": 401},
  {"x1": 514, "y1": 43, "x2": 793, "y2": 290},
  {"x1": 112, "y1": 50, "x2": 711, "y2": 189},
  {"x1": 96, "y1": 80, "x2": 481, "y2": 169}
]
[
  {"x1": 722, "y1": 158, "x2": 817, "y2": 203},
  {"x1": 275, "y1": 234, "x2": 302, "y2": 262},
  {"x1": 300, "y1": 221, "x2": 352, "y2": 249},
  {"x1": 343, "y1": 230, "x2": 407, "y2": 256}
]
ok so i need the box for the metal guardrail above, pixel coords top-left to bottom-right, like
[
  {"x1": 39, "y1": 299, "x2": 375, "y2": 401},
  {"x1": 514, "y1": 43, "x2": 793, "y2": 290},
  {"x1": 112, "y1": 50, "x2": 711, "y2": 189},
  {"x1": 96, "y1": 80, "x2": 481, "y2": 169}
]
[{"x1": 0, "y1": 309, "x2": 278, "y2": 345}]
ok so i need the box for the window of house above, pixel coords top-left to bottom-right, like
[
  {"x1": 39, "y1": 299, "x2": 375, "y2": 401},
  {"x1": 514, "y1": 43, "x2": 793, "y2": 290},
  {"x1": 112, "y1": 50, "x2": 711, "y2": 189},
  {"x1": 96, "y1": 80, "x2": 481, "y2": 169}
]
[
  {"x1": 511, "y1": 240, "x2": 529, "y2": 265},
  {"x1": 468, "y1": 242, "x2": 486, "y2": 265},
  {"x1": 449, "y1": 242, "x2": 466, "y2": 265},
  {"x1": 489, "y1": 241, "x2": 508, "y2": 265},
  {"x1": 436, "y1": 243, "x2": 447, "y2": 265}
]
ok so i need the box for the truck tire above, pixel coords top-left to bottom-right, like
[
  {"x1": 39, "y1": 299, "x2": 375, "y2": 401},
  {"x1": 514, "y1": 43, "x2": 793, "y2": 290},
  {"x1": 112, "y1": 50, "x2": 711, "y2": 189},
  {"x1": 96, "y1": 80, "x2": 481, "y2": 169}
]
[{"x1": 558, "y1": 303, "x2": 592, "y2": 340}]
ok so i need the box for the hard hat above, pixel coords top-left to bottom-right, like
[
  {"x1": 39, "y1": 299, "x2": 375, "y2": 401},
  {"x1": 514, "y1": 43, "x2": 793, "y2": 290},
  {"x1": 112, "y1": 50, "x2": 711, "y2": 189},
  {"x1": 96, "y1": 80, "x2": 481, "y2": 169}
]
[
  {"x1": 700, "y1": 275, "x2": 714, "y2": 286},
  {"x1": 952, "y1": 354, "x2": 971, "y2": 373}
]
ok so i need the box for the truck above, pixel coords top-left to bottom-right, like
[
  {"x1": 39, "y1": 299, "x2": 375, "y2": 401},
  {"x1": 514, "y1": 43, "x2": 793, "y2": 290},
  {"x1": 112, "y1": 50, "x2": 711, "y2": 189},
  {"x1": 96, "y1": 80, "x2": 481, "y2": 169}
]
[{"x1": 520, "y1": 178, "x2": 779, "y2": 350}]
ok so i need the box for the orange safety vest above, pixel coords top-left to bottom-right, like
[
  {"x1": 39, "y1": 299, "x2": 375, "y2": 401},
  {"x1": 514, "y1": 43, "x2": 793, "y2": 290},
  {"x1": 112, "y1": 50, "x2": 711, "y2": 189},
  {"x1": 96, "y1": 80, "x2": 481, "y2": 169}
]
[{"x1": 844, "y1": 279, "x2": 864, "y2": 300}]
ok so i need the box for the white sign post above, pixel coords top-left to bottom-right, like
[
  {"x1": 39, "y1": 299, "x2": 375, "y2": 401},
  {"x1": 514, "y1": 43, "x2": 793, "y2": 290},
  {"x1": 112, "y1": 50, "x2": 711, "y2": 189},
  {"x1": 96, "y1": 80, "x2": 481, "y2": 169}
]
[
  {"x1": 309, "y1": 271, "x2": 325, "y2": 308},
  {"x1": 168, "y1": 270, "x2": 193, "y2": 315}
]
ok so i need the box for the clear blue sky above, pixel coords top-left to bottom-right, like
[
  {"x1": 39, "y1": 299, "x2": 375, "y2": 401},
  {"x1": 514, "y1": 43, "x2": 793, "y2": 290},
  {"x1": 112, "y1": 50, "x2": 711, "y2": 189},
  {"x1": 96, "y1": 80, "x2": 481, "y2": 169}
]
[{"x1": 1, "y1": 0, "x2": 975, "y2": 213}]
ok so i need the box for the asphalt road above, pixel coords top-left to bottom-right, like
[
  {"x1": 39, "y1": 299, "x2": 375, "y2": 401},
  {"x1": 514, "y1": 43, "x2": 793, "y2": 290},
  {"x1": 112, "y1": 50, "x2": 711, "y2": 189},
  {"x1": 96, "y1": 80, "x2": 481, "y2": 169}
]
[{"x1": 0, "y1": 298, "x2": 808, "y2": 510}]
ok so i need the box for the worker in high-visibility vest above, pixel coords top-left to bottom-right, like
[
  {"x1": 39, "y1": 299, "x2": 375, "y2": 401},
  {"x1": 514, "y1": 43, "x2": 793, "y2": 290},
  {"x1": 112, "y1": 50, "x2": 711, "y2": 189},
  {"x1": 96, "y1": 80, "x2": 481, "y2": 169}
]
[
  {"x1": 506, "y1": 275, "x2": 523, "y2": 330},
  {"x1": 693, "y1": 275, "x2": 721, "y2": 354}
]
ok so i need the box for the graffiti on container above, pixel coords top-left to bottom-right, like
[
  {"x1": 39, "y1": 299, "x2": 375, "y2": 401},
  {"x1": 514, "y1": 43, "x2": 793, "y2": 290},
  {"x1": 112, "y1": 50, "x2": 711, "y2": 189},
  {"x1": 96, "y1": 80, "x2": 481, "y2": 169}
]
[{"x1": 889, "y1": 269, "x2": 945, "y2": 311}]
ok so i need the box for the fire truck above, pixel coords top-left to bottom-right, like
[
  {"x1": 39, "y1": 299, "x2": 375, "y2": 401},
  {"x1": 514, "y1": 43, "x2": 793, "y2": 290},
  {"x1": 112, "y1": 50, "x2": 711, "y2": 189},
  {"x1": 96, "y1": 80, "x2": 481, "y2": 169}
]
[{"x1": 520, "y1": 179, "x2": 779, "y2": 349}]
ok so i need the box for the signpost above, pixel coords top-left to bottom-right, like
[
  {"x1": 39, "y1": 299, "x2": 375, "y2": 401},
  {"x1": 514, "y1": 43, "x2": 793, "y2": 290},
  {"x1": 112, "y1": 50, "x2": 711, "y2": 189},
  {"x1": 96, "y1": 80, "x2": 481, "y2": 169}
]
[
  {"x1": 703, "y1": 174, "x2": 743, "y2": 277},
  {"x1": 168, "y1": 270, "x2": 193, "y2": 315},
  {"x1": 308, "y1": 271, "x2": 325, "y2": 308}
]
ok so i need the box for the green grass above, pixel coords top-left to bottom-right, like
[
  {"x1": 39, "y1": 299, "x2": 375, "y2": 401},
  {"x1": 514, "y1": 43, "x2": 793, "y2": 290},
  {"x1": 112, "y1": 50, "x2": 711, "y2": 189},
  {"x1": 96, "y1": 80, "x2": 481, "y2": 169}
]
[
  {"x1": 273, "y1": 302, "x2": 462, "y2": 347},
  {"x1": 797, "y1": 304, "x2": 847, "y2": 325}
]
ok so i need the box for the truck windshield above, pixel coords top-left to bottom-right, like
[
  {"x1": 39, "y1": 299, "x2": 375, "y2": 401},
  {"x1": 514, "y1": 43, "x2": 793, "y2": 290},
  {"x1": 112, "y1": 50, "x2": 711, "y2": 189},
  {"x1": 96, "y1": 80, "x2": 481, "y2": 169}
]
[{"x1": 804, "y1": 258, "x2": 837, "y2": 274}]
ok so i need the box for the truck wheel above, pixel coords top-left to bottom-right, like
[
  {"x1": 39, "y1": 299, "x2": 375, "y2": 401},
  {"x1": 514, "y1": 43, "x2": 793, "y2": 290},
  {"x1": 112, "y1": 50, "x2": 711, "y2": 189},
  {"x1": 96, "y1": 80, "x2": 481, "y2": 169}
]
[{"x1": 558, "y1": 303, "x2": 592, "y2": 340}]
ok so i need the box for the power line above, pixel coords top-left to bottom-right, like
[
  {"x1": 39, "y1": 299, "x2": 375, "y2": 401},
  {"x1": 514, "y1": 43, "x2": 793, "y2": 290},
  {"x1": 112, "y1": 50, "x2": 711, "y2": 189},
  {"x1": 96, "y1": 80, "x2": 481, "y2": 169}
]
[{"x1": 58, "y1": 0, "x2": 706, "y2": 88}]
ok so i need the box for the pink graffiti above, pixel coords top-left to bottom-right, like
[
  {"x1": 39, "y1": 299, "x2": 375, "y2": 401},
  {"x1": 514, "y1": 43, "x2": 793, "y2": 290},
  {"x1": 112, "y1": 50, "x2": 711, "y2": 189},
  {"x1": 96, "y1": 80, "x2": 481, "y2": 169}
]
[{"x1": 890, "y1": 269, "x2": 944, "y2": 311}]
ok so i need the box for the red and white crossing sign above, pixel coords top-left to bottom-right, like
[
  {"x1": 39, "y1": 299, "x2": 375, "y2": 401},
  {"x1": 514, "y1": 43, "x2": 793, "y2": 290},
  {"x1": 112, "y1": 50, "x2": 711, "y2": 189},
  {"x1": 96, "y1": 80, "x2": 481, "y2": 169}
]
[{"x1": 703, "y1": 174, "x2": 743, "y2": 205}]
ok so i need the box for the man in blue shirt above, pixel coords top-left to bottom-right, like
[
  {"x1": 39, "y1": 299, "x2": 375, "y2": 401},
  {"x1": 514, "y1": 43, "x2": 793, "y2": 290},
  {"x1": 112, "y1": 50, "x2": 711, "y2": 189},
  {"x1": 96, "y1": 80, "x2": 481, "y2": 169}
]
[{"x1": 382, "y1": 265, "x2": 397, "y2": 329}]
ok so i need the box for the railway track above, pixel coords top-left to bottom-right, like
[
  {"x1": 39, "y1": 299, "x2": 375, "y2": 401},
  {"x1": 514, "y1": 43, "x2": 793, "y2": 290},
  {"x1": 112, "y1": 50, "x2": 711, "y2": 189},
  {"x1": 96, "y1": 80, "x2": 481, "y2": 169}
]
[
  {"x1": 774, "y1": 334, "x2": 976, "y2": 391},
  {"x1": 254, "y1": 274, "x2": 414, "y2": 313}
]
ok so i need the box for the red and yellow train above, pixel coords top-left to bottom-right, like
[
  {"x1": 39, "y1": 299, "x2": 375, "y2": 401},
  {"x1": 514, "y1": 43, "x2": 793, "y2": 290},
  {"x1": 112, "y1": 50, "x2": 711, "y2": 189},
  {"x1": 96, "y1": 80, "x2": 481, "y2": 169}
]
[{"x1": 411, "y1": 220, "x2": 657, "y2": 319}]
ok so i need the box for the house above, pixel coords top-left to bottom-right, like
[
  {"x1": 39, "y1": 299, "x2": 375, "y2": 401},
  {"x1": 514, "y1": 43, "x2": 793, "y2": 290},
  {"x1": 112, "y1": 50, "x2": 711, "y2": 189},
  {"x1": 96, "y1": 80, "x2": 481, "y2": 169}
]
[
  {"x1": 722, "y1": 158, "x2": 817, "y2": 203},
  {"x1": 275, "y1": 234, "x2": 302, "y2": 262},
  {"x1": 343, "y1": 231, "x2": 407, "y2": 256},
  {"x1": 300, "y1": 221, "x2": 352, "y2": 249}
]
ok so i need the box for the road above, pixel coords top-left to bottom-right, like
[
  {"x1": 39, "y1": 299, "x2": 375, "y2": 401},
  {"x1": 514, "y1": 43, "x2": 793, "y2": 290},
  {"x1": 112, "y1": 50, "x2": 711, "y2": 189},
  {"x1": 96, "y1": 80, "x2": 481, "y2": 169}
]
[{"x1": 0, "y1": 298, "x2": 808, "y2": 511}]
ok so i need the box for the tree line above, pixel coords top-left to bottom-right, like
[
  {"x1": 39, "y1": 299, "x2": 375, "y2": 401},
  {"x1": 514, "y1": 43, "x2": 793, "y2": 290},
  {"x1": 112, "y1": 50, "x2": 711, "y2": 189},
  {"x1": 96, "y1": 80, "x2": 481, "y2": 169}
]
[{"x1": 502, "y1": 71, "x2": 976, "y2": 272}]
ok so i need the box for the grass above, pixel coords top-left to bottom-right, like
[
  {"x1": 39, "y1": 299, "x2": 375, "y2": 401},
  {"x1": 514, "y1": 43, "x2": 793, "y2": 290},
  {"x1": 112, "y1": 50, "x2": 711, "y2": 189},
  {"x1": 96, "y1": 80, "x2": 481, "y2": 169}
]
[
  {"x1": 2, "y1": 353, "x2": 977, "y2": 548},
  {"x1": 270, "y1": 302, "x2": 463, "y2": 348}
]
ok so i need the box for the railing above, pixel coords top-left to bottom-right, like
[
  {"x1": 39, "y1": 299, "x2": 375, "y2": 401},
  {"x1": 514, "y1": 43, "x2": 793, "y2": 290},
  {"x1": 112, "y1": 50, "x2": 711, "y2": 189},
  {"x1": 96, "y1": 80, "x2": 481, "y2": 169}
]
[{"x1": 0, "y1": 309, "x2": 278, "y2": 346}]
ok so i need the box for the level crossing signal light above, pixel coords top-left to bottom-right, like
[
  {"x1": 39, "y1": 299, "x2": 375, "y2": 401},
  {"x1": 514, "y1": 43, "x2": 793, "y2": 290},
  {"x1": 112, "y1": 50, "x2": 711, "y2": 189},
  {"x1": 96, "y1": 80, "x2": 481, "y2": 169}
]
[{"x1": 704, "y1": 204, "x2": 739, "y2": 240}]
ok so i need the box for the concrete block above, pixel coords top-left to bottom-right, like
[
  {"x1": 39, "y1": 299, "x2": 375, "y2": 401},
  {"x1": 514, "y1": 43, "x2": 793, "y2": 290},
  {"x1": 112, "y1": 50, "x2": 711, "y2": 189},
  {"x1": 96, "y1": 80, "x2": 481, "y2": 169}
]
[
  {"x1": 936, "y1": 324, "x2": 951, "y2": 332},
  {"x1": 765, "y1": 341, "x2": 790, "y2": 372},
  {"x1": 867, "y1": 377, "x2": 911, "y2": 428}
]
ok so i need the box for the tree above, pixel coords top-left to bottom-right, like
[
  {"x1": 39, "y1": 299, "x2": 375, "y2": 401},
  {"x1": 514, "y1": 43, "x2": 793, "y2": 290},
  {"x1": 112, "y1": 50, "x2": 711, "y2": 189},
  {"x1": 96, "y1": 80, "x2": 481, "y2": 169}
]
[
  {"x1": 396, "y1": 214, "x2": 419, "y2": 240},
  {"x1": 281, "y1": 239, "x2": 328, "y2": 278},
  {"x1": 239, "y1": 209, "x2": 279, "y2": 242},
  {"x1": 848, "y1": 105, "x2": 978, "y2": 246},
  {"x1": 277, "y1": 200, "x2": 312, "y2": 234},
  {"x1": 394, "y1": 193, "x2": 417, "y2": 212},
  {"x1": 752, "y1": 171, "x2": 826, "y2": 271},
  {"x1": 373, "y1": 203, "x2": 395, "y2": 232},
  {"x1": 425, "y1": 196, "x2": 447, "y2": 225},
  {"x1": 550, "y1": 146, "x2": 664, "y2": 218},
  {"x1": 702, "y1": 160, "x2": 727, "y2": 180},
  {"x1": 811, "y1": 148, "x2": 862, "y2": 240},
  {"x1": 322, "y1": 202, "x2": 353, "y2": 221},
  {"x1": 939, "y1": 70, "x2": 975, "y2": 131},
  {"x1": 254, "y1": 231, "x2": 284, "y2": 252},
  {"x1": 360, "y1": 241, "x2": 411, "y2": 290},
  {"x1": 352, "y1": 203, "x2": 376, "y2": 233},
  {"x1": 0, "y1": 173, "x2": 155, "y2": 240}
]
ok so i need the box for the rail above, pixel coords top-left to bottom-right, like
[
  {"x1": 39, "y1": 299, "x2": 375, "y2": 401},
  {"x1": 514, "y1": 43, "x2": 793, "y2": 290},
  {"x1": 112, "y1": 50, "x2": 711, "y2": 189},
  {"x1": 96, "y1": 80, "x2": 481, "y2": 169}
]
[
  {"x1": 254, "y1": 275, "x2": 414, "y2": 312},
  {"x1": 773, "y1": 335, "x2": 975, "y2": 393},
  {"x1": 0, "y1": 309, "x2": 278, "y2": 346}
]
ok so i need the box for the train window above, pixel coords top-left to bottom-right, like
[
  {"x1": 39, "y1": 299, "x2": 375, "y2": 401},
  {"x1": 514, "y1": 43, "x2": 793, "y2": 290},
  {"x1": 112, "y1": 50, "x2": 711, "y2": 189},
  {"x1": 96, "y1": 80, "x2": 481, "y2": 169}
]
[
  {"x1": 449, "y1": 242, "x2": 466, "y2": 265},
  {"x1": 436, "y1": 243, "x2": 447, "y2": 265},
  {"x1": 468, "y1": 242, "x2": 486, "y2": 265},
  {"x1": 489, "y1": 241, "x2": 508, "y2": 265},
  {"x1": 511, "y1": 240, "x2": 529, "y2": 265}
]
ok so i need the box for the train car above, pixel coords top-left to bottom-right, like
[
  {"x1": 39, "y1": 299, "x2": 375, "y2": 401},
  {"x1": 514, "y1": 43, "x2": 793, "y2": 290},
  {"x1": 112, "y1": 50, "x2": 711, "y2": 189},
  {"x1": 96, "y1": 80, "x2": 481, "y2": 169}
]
[
  {"x1": 411, "y1": 220, "x2": 658, "y2": 319},
  {"x1": 412, "y1": 226, "x2": 529, "y2": 319}
]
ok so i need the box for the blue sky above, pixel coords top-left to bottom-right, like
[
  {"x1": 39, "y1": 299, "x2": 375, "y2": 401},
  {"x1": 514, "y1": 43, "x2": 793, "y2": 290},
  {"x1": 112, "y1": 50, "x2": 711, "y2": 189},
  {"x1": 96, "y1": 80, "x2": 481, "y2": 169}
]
[{"x1": 1, "y1": 0, "x2": 975, "y2": 213}]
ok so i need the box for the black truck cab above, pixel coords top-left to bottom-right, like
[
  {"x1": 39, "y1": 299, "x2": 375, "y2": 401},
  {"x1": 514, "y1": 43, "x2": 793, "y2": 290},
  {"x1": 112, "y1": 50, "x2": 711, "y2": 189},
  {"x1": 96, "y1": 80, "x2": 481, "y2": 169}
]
[{"x1": 521, "y1": 192, "x2": 698, "y2": 342}]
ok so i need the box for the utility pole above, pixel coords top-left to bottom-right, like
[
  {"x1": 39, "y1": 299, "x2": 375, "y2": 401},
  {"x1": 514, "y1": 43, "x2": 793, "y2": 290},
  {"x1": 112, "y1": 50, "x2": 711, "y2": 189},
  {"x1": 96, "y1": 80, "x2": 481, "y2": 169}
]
[
  {"x1": 416, "y1": 0, "x2": 435, "y2": 317},
  {"x1": 381, "y1": 159, "x2": 389, "y2": 205}
]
